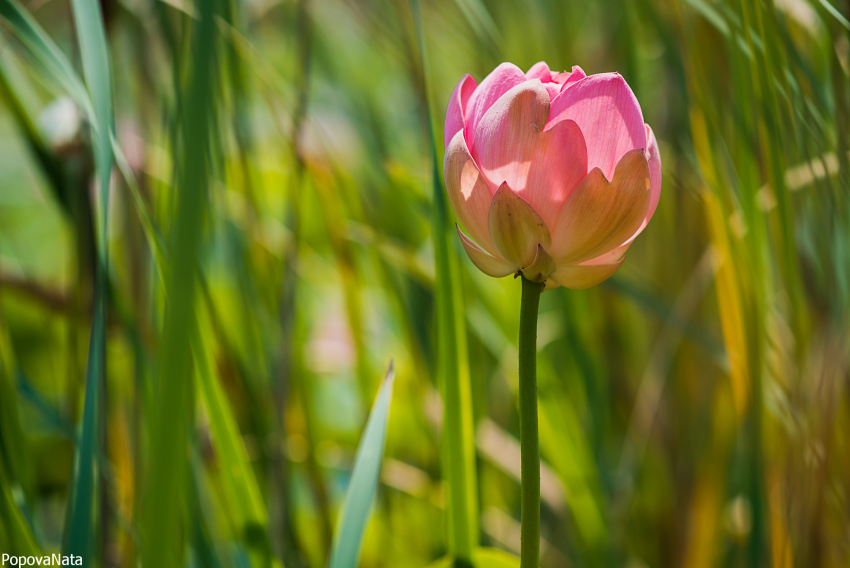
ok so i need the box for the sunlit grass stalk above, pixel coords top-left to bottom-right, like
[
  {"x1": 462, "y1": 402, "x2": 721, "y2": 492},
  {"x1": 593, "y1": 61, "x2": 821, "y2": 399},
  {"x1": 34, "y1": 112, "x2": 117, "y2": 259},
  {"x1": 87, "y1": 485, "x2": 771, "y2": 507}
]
[
  {"x1": 408, "y1": 0, "x2": 479, "y2": 561},
  {"x1": 518, "y1": 277, "x2": 542, "y2": 568},
  {"x1": 737, "y1": 2, "x2": 777, "y2": 563}
]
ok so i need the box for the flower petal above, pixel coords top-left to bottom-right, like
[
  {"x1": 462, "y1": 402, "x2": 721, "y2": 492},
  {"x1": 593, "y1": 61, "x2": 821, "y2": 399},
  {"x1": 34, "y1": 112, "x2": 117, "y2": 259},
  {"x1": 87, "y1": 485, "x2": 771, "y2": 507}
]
[
  {"x1": 600, "y1": 124, "x2": 663, "y2": 250},
  {"x1": 543, "y1": 83, "x2": 561, "y2": 100},
  {"x1": 526, "y1": 61, "x2": 554, "y2": 82},
  {"x1": 550, "y1": 148, "x2": 651, "y2": 264},
  {"x1": 644, "y1": 123, "x2": 662, "y2": 225},
  {"x1": 444, "y1": 130, "x2": 496, "y2": 254},
  {"x1": 464, "y1": 62, "x2": 527, "y2": 152},
  {"x1": 547, "y1": 72, "x2": 646, "y2": 180},
  {"x1": 585, "y1": 241, "x2": 631, "y2": 265},
  {"x1": 457, "y1": 226, "x2": 517, "y2": 277},
  {"x1": 473, "y1": 81, "x2": 588, "y2": 228},
  {"x1": 521, "y1": 244, "x2": 556, "y2": 283},
  {"x1": 444, "y1": 74, "x2": 477, "y2": 149},
  {"x1": 488, "y1": 182, "x2": 552, "y2": 267},
  {"x1": 556, "y1": 65, "x2": 586, "y2": 88},
  {"x1": 549, "y1": 257, "x2": 624, "y2": 289}
]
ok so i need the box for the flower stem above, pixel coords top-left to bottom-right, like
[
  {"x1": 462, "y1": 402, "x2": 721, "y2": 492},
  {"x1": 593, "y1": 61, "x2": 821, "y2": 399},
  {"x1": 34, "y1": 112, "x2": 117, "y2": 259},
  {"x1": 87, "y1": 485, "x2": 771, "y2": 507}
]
[{"x1": 519, "y1": 276, "x2": 543, "y2": 568}]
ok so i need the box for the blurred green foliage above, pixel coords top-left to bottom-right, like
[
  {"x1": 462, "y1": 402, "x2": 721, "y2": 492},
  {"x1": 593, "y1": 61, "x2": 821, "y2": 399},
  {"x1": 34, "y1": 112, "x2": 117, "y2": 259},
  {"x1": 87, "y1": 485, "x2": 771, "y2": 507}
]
[{"x1": 0, "y1": 0, "x2": 848, "y2": 567}]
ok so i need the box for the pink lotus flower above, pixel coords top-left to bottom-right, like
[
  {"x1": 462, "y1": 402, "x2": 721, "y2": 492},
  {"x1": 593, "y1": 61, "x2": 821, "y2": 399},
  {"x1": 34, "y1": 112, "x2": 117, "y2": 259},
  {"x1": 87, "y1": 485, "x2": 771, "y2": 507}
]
[{"x1": 444, "y1": 62, "x2": 661, "y2": 290}]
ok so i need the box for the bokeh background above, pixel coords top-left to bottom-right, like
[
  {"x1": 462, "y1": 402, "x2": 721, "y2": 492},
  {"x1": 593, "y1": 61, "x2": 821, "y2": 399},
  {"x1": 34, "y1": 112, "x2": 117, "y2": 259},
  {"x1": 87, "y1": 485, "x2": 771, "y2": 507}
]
[{"x1": 0, "y1": 0, "x2": 848, "y2": 566}]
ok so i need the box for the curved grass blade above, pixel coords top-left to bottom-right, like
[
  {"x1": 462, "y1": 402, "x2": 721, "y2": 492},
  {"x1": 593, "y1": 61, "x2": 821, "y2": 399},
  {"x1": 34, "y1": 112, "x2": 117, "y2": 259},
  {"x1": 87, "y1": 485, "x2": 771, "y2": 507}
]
[
  {"x1": 0, "y1": 0, "x2": 118, "y2": 558},
  {"x1": 0, "y1": 0, "x2": 94, "y2": 121},
  {"x1": 328, "y1": 361, "x2": 396, "y2": 568},
  {"x1": 818, "y1": 0, "x2": 850, "y2": 31},
  {"x1": 110, "y1": 134, "x2": 169, "y2": 281},
  {"x1": 68, "y1": 0, "x2": 114, "y2": 232}
]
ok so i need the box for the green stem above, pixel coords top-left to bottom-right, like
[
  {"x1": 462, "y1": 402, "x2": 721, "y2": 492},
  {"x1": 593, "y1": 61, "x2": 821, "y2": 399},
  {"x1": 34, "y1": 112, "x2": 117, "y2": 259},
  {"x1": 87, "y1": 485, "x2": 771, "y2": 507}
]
[{"x1": 519, "y1": 276, "x2": 543, "y2": 568}]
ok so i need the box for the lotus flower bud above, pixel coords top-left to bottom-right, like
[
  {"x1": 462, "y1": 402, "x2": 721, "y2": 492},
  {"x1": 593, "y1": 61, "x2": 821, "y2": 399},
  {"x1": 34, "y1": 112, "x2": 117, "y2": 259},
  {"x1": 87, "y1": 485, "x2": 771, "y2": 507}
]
[{"x1": 444, "y1": 62, "x2": 661, "y2": 290}]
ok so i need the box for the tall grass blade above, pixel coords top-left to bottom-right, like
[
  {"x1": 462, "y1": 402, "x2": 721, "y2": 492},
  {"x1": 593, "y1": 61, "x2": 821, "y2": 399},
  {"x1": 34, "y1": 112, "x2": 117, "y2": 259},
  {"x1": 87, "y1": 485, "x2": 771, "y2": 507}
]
[
  {"x1": 0, "y1": 315, "x2": 31, "y2": 496},
  {"x1": 141, "y1": 0, "x2": 217, "y2": 567},
  {"x1": 409, "y1": 0, "x2": 480, "y2": 559},
  {"x1": 59, "y1": 0, "x2": 115, "y2": 558},
  {"x1": 0, "y1": 456, "x2": 39, "y2": 554},
  {"x1": 61, "y1": 281, "x2": 105, "y2": 559},
  {"x1": 192, "y1": 314, "x2": 271, "y2": 564},
  {"x1": 328, "y1": 361, "x2": 396, "y2": 568},
  {"x1": 0, "y1": 317, "x2": 38, "y2": 555}
]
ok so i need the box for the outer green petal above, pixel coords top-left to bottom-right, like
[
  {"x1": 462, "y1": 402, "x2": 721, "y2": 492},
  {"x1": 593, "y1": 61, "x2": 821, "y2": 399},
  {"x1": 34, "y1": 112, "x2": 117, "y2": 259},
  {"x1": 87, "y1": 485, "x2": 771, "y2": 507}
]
[
  {"x1": 521, "y1": 243, "x2": 555, "y2": 283},
  {"x1": 549, "y1": 258, "x2": 624, "y2": 290},
  {"x1": 488, "y1": 183, "x2": 552, "y2": 268}
]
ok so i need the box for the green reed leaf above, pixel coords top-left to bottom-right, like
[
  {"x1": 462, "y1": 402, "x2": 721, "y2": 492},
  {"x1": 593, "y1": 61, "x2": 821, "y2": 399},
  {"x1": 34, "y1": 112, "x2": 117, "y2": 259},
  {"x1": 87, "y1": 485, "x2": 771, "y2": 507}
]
[
  {"x1": 59, "y1": 0, "x2": 115, "y2": 558},
  {"x1": 818, "y1": 0, "x2": 850, "y2": 31},
  {"x1": 192, "y1": 315, "x2": 272, "y2": 564},
  {"x1": 140, "y1": 1, "x2": 217, "y2": 568},
  {"x1": 328, "y1": 361, "x2": 396, "y2": 568},
  {"x1": 409, "y1": 0, "x2": 480, "y2": 559}
]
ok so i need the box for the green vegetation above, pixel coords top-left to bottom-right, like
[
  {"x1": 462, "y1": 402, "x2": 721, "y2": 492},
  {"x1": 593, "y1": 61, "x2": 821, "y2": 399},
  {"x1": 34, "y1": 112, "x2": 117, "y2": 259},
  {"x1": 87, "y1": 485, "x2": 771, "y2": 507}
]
[{"x1": 0, "y1": 0, "x2": 847, "y2": 567}]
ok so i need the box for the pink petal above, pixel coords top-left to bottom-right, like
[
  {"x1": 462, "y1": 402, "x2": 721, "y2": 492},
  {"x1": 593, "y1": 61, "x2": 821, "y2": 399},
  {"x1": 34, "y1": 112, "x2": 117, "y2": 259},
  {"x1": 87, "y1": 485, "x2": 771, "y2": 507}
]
[
  {"x1": 457, "y1": 226, "x2": 517, "y2": 277},
  {"x1": 472, "y1": 80, "x2": 588, "y2": 228},
  {"x1": 547, "y1": 72, "x2": 646, "y2": 181},
  {"x1": 531, "y1": 64, "x2": 585, "y2": 98},
  {"x1": 644, "y1": 123, "x2": 662, "y2": 224},
  {"x1": 549, "y1": 148, "x2": 651, "y2": 264},
  {"x1": 555, "y1": 65, "x2": 586, "y2": 88},
  {"x1": 444, "y1": 74, "x2": 477, "y2": 149},
  {"x1": 444, "y1": 130, "x2": 497, "y2": 255},
  {"x1": 464, "y1": 63, "x2": 527, "y2": 152},
  {"x1": 611, "y1": 123, "x2": 664, "y2": 248},
  {"x1": 543, "y1": 83, "x2": 561, "y2": 100},
  {"x1": 488, "y1": 182, "x2": 552, "y2": 268},
  {"x1": 526, "y1": 61, "x2": 554, "y2": 82},
  {"x1": 584, "y1": 241, "x2": 630, "y2": 265}
]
